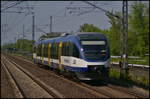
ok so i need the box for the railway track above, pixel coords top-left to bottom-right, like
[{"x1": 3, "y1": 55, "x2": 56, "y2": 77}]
[
  {"x1": 2, "y1": 54, "x2": 108, "y2": 98},
  {"x1": 1, "y1": 60, "x2": 24, "y2": 98},
  {"x1": 1, "y1": 55, "x2": 64, "y2": 98},
  {"x1": 106, "y1": 84, "x2": 147, "y2": 98},
  {"x1": 2, "y1": 53, "x2": 148, "y2": 98},
  {"x1": 80, "y1": 81, "x2": 146, "y2": 98}
]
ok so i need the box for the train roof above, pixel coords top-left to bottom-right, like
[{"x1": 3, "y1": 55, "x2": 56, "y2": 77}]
[{"x1": 34, "y1": 32, "x2": 107, "y2": 45}]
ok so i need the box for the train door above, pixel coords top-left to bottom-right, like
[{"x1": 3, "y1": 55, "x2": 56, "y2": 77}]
[
  {"x1": 58, "y1": 42, "x2": 63, "y2": 70},
  {"x1": 48, "y1": 43, "x2": 51, "y2": 66}
]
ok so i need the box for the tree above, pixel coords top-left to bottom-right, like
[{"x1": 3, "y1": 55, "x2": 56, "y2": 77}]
[
  {"x1": 106, "y1": 11, "x2": 122, "y2": 55},
  {"x1": 79, "y1": 23, "x2": 103, "y2": 32},
  {"x1": 128, "y1": 1, "x2": 149, "y2": 56}
]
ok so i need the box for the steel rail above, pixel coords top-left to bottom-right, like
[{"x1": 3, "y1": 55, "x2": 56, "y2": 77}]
[{"x1": 2, "y1": 55, "x2": 64, "y2": 98}]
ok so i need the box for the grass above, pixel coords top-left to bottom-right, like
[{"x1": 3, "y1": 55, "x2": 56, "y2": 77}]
[
  {"x1": 109, "y1": 68, "x2": 149, "y2": 89},
  {"x1": 109, "y1": 68, "x2": 120, "y2": 79}
]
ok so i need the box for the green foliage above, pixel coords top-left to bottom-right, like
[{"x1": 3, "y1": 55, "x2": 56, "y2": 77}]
[
  {"x1": 80, "y1": 23, "x2": 103, "y2": 32},
  {"x1": 79, "y1": 23, "x2": 109, "y2": 37},
  {"x1": 106, "y1": 11, "x2": 122, "y2": 55},
  {"x1": 109, "y1": 68, "x2": 120, "y2": 79},
  {"x1": 2, "y1": 39, "x2": 33, "y2": 53},
  {"x1": 128, "y1": 1, "x2": 149, "y2": 57},
  {"x1": 16, "y1": 39, "x2": 33, "y2": 52}
]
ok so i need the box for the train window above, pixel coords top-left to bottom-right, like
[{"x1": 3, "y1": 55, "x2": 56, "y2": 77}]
[
  {"x1": 62, "y1": 42, "x2": 65, "y2": 56},
  {"x1": 66, "y1": 42, "x2": 70, "y2": 56},
  {"x1": 65, "y1": 42, "x2": 68, "y2": 56},
  {"x1": 43, "y1": 44, "x2": 45, "y2": 57},
  {"x1": 36, "y1": 46, "x2": 38, "y2": 54},
  {"x1": 46, "y1": 44, "x2": 48, "y2": 57},
  {"x1": 40, "y1": 44, "x2": 42, "y2": 56},
  {"x1": 64, "y1": 42, "x2": 67, "y2": 56},
  {"x1": 37, "y1": 45, "x2": 40, "y2": 56},
  {"x1": 73, "y1": 43, "x2": 79, "y2": 58},
  {"x1": 57, "y1": 43, "x2": 59, "y2": 58},
  {"x1": 69, "y1": 42, "x2": 73, "y2": 56},
  {"x1": 37, "y1": 44, "x2": 41, "y2": 56},
  {"x1": 54, "y1": 43, "x2": 56, "y2": 58},
  {"x1": 37, "y1": 45, "x2": 39, "y2": 56},
  {"x1": 51, "y1": 43, "x2": 54, "y2": 58},
  {"x1": 41, "y1": 44, "x2": 44, "y2": 57},
  {"x1": 43, "y1": 44, "x2": 48, "y2": 57},
  {"x1": 62, "y1": 42, "x2": 71, "y2": 56},
  {"x1": 51, "y1": 42, "x2": 58, "y2": 59},
  {"x1": 33, "y1": 46, "x2": 36, "y2": 53},
  {"x1": 43, "y1": 45, "x2": 45, "y2": 57},
  {"x1": 38, "y1": 45, "x2": 40, "y2": 56},
  {"x1": 54, "y1": 43, "x2": 58, "y2": 59},
  {"x1": 62, "y1": 43, "x2": 64, "y2": 56}
]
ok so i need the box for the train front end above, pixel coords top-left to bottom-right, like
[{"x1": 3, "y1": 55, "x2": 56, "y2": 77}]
[{"x1": 75, "y1": 33, "x2": 110, "y2": 80}]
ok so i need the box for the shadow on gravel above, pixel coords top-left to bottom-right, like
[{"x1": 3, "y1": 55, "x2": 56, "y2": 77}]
[
  {"x1": 81, "y1": 78, "x2": 149, "y2": 91},
  {"x1": 81, "y1": 80, "x2": 108, "y2": 86},
  {"x1": 106, "y1": 78, "x2": 149, "y2": 90}
]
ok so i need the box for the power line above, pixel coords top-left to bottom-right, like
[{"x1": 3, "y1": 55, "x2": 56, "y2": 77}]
[
  {"x1": 1, "y1": 1, "x2": 12, "y2": 7},
  {"x1": 83, "y1": 1, "x2": 121, "y2": 19},
  {"x1": 1, "y1": 1, "x2": 18, "y2": 8},
  {"x1": 1, "y1": 1, "x2": 23, "y2": 12},
  {"x1": 1, "y1": 11, "x2": 25, "y2": 13}
]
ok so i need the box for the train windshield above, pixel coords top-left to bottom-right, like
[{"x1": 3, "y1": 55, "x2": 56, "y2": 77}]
[{"x1": 81, "y1": 41, "x2": 107, "y2": 60}]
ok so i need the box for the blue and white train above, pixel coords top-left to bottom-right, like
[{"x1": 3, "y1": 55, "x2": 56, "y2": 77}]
[{"x1": 33, "y1": 32, "x2": 110, "y2": 80}]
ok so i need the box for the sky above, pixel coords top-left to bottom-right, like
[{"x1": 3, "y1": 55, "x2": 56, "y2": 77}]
[{"x1": 1, "y1": 1, "x2": 149, "y2": 46}]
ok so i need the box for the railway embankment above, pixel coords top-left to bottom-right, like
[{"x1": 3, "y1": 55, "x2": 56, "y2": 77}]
[{"x1": 1, "y1": 52, "x2": 149, "y2": 98}]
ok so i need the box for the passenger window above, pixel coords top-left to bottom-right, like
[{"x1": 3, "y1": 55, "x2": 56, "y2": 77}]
[
  {"x1": 36, "y1": 45, "x2": 39, "y2": 56},
  {"x1": 62, "y1": 42, "x2": 67, "y2": 56},
  {"x1": 40, "y1": 44, "x2": 42, "y2": 56},
  {"x1": 33, "y1": 46, "x2": 36, "y2": 53},
  {"x1": 37, "y1": 44, "x2": 41, "y2": 56},
  {"x1": 69, "y1": 42, "x2": 73, "y2": 56},
  {"x1": 51, "y1": 43, "x2": 54, "y2": 58},
  {"x1": 62, "y1": 43, "x2": 64, "y2": 56},
  {"x1": 73, "y1": 44, "x2": 79, "y2": 58},
  {"x1": 55, "y1": 43, "x2": 59, "y2": 59},
  {"x1": 43, "y1": 44, "x2": 45, "y2": 57},
  {"x1": 66, "y1": 42, "x2": 70, "y2": 56},
  {"x1": 44, "y1": 44, "x2": 48, "y2": 57}
]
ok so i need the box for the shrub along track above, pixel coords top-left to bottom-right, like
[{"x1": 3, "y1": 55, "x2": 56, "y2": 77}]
[{"x1": 3, "y1": 53, "x2": 147, "y2": 98}]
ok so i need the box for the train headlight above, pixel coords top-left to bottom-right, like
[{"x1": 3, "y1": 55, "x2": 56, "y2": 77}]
[{"x1": 81, "y1": 48, "x2": 84, "y2": 51}]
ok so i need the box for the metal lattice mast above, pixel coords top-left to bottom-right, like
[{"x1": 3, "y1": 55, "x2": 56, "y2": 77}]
[
  {"x1": 32, "y1": 14, "x2": 35, "y2": 42},
  {"x1": 50, "y1": 16, "x2": 52, "y2": 33},
  {"x1": 122, "y1": 0, "x2": 128, "y2": 78}
]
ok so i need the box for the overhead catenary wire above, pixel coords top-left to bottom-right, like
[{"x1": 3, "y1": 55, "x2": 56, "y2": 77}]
[
  {"x1": 2, "y1": 1, "x2": 36, "y2": 42},
  {"x1": 1, "y1": 1, "x2": 23, "y2": 12},
  {"x1": 1, "y1": 11, "x2": 25, "y2": 13},
  {"x1": 1, "y1": 1, "x2": 18, "y2": 8},
  {"x1": 83, "y1": 1, "x2": 122, "y2": 19}
]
